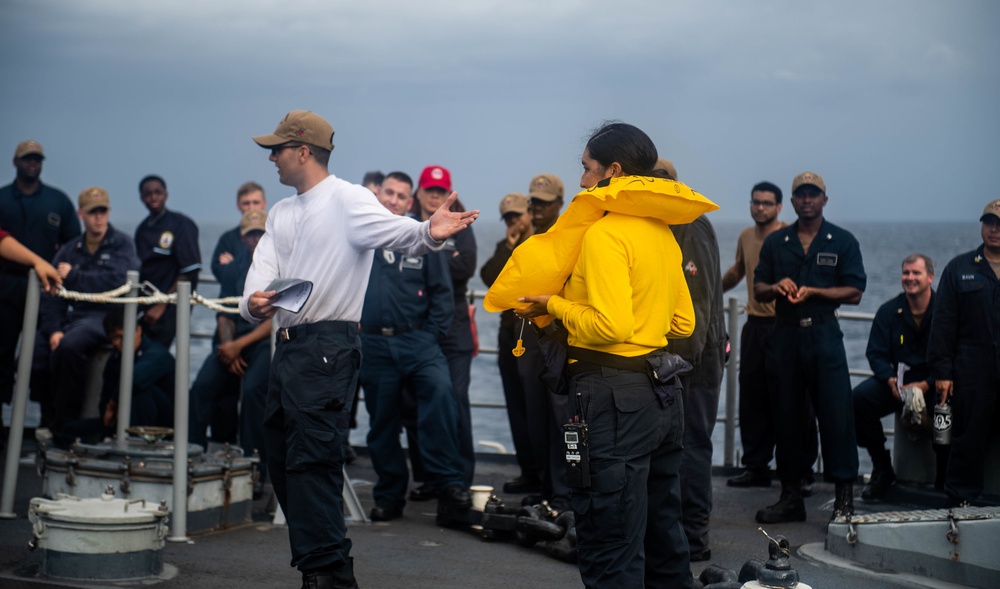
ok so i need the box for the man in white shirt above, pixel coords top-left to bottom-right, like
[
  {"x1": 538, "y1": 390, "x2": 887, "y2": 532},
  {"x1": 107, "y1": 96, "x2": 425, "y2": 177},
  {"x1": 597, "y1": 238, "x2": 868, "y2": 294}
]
[{"x1": 241, "y1": 110, "x2": 478, "y2": 589}]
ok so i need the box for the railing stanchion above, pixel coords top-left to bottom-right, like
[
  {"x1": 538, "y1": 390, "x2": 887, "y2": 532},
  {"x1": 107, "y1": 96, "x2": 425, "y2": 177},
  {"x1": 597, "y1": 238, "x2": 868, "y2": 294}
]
[
  {"x1": 168, "y1": 281, "x2": 191, "y2": 542},
  {"x1": 724, "y1": 296, "x2": 740, "y2": 468},
  {"x1": 0, "y1": 270, "x2": 42, "y2": 518},
  {"x1": 115, "y1": 270, "x2": 140, "y2": 449}
]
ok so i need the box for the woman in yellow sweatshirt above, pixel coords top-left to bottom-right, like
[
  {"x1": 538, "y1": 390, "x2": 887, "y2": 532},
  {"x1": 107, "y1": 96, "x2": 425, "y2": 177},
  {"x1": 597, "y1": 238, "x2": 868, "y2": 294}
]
[{"x1": 505, "y1": 122, "x2": 717, "y2": 588}]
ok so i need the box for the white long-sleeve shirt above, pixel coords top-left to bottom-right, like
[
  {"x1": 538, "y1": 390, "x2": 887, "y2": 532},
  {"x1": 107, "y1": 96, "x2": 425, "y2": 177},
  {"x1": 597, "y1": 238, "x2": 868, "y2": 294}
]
[{"x1": 239, "y1": 174, "x2": 442, "y2": 327}]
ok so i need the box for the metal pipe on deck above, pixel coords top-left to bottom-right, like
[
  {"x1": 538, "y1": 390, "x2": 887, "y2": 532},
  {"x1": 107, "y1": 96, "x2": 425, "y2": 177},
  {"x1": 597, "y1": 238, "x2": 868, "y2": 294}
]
[
  {"x1": 723, "y1": 296, "x2": 740, "y2": 467},
  {"x1": 115, "y1": 270, "x2": 140, "y2": 449},
  {"x1": 0, "y1": 270, "x2": 41, "y2": 519},
  {"x1": 169, "y1": 281, "x2": 191, "y2": 542}
]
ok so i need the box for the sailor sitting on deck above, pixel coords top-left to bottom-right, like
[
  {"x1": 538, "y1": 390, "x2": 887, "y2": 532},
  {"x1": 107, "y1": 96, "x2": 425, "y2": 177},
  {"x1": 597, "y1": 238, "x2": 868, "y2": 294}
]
[
  {"x1": 189, "y1": 209, "x2": 272, "y2": 468},
  {"x1": 57, "y1": 308, "x2": 174, "y2": 447},
  {"x1": 37, "y1": 187, "x2": 139, "y2": 438},
  {"x1": 852, "y1": 253, "x2": 941, "y2": 500}
]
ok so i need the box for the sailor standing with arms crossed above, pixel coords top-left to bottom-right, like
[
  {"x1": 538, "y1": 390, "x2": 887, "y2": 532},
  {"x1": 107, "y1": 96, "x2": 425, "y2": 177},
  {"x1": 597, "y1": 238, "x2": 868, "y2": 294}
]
[{"x1": 240, "y1": 110, "x2": 477, "y2": 589}]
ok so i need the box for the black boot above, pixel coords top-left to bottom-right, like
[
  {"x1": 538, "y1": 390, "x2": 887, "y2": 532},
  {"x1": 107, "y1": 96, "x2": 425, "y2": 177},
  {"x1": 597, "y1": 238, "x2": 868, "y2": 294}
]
[
  {"x1": 833, "y1": 482, "x2": 855, "y2": 519},
  {"x1": 301, "y1": 558, "x2": 360, "y2": 589},
  {"x1": 755, "y1": 479, "x2": 806, "y2": 523},
  {"x1": 861, "y1": 447, "x2": 896, "y2": 500}
]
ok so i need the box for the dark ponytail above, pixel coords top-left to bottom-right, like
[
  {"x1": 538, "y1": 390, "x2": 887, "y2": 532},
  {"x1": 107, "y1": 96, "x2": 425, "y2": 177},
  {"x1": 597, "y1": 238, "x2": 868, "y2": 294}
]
[{"x1": 585, "y1": 122, "x2": 658, "y2": 177}]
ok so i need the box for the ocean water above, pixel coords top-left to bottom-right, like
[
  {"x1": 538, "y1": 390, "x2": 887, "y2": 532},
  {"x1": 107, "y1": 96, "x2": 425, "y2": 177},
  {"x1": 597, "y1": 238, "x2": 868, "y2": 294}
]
[{"x1": 125, "y1": 217, "x2": 978, "y2": 463}]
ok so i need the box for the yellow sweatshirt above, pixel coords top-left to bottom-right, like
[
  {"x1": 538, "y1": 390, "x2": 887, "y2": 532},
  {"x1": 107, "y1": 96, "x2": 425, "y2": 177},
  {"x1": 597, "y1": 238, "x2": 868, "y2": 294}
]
[
  {"x1": 485, "y1": 175, "x2": 718, "y2": 357},
  {"x1": 548, "y1": 213, "x2": 694, "y2": 356}
]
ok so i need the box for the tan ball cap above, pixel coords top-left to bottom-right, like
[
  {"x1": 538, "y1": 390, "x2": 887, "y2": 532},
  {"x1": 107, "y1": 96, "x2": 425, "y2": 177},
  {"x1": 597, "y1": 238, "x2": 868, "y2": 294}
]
[
  {"x1": 78, "y1": 187, "x2": 110, "y2": 213},
  {"x1": 654, "y1": 157, "x2": 678, "y2": 181},
  {"x1": 253, "y1": 110, "x2": 334, "y2": 151},
  {"x1": 792, "y1": 171, "x2": 826, "y2": 194},
  {"x1": 240, "y1": 210, "x2": 268, "y2": 235},
  {"x1": 528, "y1": 174, "x2": 564, "y2": 202},
  {"x1": 499, "y1": 192, "x2": 529, "y2": 218},
  {"x1": 981, "y1": 199, "x2": 1000, "y2": 222},
  {"x1": 15, "y1": 140, "x2": 44, "y2": 159}
]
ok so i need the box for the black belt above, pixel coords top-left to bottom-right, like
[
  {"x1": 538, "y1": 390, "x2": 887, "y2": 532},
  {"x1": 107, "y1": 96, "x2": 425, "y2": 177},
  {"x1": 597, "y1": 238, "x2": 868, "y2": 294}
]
[
  {"x1": 277, "y1": 321, "x2": 358, "y2": 342},
  {"x1": 776, "y1": 312, "x2": 836, "y2": 328},
  {"x1": 567, "y1": 345, "x2": 650, "y2": 374},
  {"x1": 361, "y1": 321, "x2": 423, "y2": 337},
  {"x1": 745, "y1": 315, "x2": 776, "y2": 325}
]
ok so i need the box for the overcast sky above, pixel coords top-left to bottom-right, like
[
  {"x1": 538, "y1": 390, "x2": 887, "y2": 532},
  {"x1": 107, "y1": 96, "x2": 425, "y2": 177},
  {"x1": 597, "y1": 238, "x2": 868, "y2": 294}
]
[{"x1": 2, "y1": 0, "x2": 997, "y2": 224}]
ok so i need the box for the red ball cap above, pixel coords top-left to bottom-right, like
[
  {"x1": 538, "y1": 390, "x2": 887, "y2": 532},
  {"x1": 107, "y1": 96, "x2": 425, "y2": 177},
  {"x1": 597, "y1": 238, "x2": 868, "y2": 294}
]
[{"x1": 419, "y1": 165, "x2": 452, "y2": 191}]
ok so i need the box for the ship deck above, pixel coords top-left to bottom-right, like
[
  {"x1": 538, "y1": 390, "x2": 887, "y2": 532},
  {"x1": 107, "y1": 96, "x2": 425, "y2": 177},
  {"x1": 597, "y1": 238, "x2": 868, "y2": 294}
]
[{"x1": 1, "y1": 436, "x2": 980, "y2": 589}]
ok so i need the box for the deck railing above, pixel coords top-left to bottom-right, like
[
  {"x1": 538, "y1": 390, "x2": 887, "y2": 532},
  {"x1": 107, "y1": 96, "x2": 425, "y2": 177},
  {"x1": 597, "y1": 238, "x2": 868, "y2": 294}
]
[
  {"x1": 464, "y1": 290, "x2": 875, "y2": 468},
  {"x1": 2, "y1": 274, "x2": 878, "y2": 532}
]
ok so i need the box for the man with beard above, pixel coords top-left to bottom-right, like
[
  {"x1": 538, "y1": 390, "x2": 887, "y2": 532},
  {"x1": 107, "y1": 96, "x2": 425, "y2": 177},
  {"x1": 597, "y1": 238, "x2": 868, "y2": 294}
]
[
  {"x1": 0, "y1": 140, "x2": 79, "y2": 410},
  {"x1": 723, "y1": 182, "x2": 818, "y2": 490}
]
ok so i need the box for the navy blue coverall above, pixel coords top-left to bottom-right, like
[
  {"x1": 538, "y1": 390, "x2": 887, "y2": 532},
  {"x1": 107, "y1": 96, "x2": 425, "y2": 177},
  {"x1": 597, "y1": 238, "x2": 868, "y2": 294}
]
[
  {"x1": 38, "y1": 225, "x2": 139, "y2": 430},
  {"x1": 189, "y1": 249, "x2": 269, "y2": 463},
  {"x1": 853, "y1": 291, "x2": 937, "y2": 453},
  {"x1": 403, "y1": 226, "x2": 478, "y2": 487},
  {"x1": 134, "y1": 209, "x2": 201, "y2": 347},
  {"x1": 928, "y1": 245, "x2": 1000, "y2": 504},
  {"x1": 210, "y1": 226, "x2": 243, "y2": 284},
  {"x1": 670, "y1": 215, "x2": 727, "y2": 559},
  {"x1": 755, "y1": 219, "x2": 867, "y2": 483},
  {"x1": 57, "y1": 336, "x2": 174, "y2": 448},
  {"x1": 360, "y1": 248, "x2": 465, "y2": 509},
  {"x1": 480, "y1": 238, "x2": 569, "y2": 502},
  {"x1": 0, "y1": 181, "x2": 80, "y2": 404}
]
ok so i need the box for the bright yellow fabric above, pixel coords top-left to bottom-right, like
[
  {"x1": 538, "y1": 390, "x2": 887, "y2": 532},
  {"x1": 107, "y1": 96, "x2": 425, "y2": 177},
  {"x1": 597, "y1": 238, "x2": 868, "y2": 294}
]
[
  {"x1": 484, "y1": 175, "x2": 718, "y2": 336},
  {"x1": 546, "y1": 213, "x2": 695, "y2": 356}
]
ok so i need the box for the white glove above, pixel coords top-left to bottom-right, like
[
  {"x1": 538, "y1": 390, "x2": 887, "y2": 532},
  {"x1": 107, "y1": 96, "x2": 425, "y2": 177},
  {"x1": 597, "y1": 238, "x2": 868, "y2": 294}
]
[{"x1": 906, "y1": 386, "x2": 926, "y2": 424}]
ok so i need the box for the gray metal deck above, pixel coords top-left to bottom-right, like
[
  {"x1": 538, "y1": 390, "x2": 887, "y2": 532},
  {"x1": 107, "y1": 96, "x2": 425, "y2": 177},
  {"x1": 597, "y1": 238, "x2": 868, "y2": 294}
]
[{"x1": 3, "y1": 437, "x2": 992, "y2": 589}]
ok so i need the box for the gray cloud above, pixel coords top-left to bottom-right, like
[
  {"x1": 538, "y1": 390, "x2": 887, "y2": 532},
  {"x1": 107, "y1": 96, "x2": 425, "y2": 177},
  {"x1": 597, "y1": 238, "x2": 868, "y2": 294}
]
[{"x1": 1, "y1": 0, "x2": 997, "y2": 225}]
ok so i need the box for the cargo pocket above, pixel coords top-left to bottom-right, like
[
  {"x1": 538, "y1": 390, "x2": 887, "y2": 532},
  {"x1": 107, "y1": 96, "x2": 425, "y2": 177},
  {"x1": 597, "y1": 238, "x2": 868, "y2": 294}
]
[
  {"x1": 286, "y1": 423, "x2": 342, "y2": 471},
  {"x1": 613, "y1": 383, "x2": 658, "y2": 455},
  {"x1": 571, "y1": 460, "x2": 627, "y2": 541},
  {"x1": 311, "y1": 343, "x2": 360, "y2": 413}
]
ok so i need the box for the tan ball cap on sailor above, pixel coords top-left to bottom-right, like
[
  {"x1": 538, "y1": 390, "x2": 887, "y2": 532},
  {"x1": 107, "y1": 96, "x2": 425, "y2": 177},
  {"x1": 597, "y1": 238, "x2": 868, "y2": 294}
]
[
  {"x1": 240, "y1": 210, "x2": 268, "y2": 235},
  {"x1": 499, "y1": 192, "x2": 529, "y2": 218},
  {"x1": 253, "y1": 110, "x2": 335, "y2": 151},
  {"x1": 78, "y1": 187, "x2": 110, "y2": 213},
  {"x1": 15, "y1": 140, "x2": 45, "y2": 159},
  {"x1": 980, "y1": 199, "x2": 1000, "y2": 222},
  {"x1": 654, "y1": 157, "x2": 678, "y2": 181},
  {"x1": 792, "y1": 171, "x2": 826, "y2": 194},
  {"x1": 528, "y1": 174, "x2": 564, "y2": 202}
]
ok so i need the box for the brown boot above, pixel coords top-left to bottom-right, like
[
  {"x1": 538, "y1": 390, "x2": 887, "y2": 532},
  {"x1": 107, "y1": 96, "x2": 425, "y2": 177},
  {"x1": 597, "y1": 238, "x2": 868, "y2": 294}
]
[{"x1": 755, "y1": 479, "x2": 806, "y2": 523}]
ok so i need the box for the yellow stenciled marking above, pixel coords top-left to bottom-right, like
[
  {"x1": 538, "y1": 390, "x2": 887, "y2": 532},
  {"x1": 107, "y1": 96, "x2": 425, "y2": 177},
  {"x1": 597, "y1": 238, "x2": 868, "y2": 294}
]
[{"x1": 512, "y1": 318, "x2": 526, "y2": 357}]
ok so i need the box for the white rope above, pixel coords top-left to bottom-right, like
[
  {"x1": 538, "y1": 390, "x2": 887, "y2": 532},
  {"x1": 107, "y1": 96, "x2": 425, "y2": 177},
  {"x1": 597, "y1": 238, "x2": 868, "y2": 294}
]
[
  {"x1": 191, "y1": 293, "x2": 241, "y2": 314},
  {"x1": 55, "y1": 280, "x2": 242, "y2": 314}
]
